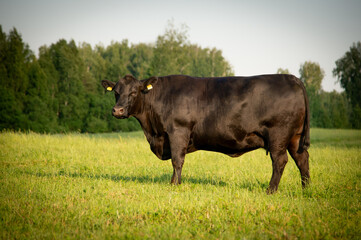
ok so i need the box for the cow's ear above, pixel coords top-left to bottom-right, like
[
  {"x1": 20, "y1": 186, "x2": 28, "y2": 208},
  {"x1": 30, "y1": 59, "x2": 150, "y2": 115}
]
[
  {"x1": 101, "y1": 80, "x2": 116, "y2": 92},
  {"x1": 141, "y1": 76, "x2": 158, "y2": 93}
]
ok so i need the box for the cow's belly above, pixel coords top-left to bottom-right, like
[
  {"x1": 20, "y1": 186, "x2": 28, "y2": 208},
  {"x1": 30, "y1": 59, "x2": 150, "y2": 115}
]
[{"x1": 190, "y1": 130, "x2": 265, "y2": 157}]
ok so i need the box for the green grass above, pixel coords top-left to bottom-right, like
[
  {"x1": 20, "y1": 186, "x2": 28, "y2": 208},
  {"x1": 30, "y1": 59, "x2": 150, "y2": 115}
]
[{"x1": 0, "y1": 128, "x2": 360, "y2": 239}]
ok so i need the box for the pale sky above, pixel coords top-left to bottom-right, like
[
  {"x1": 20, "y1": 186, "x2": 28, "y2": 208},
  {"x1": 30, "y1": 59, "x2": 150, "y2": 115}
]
[{"x1": 1, "y1": 0, "x2": 361, "y2": 92}]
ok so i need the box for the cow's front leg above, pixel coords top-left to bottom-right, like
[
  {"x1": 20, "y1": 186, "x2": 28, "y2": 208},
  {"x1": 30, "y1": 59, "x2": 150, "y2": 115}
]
[
  {"x1": 171, "y1": 157, "x2": 184, "y2": 185},
  {"x1": 168, "y1": 128, "x2": 190, "y2": 185}
]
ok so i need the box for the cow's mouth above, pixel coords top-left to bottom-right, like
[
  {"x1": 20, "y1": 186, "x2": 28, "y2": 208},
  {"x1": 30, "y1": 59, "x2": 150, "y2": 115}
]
[{"x1": 114, "y1": 115, "x2": 127, "y2": 119}]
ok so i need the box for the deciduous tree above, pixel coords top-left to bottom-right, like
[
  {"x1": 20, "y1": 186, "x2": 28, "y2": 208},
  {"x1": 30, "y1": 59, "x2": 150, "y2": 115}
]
[{"x1": 333, "y1": 42, "x2": 361, "y2": 128}]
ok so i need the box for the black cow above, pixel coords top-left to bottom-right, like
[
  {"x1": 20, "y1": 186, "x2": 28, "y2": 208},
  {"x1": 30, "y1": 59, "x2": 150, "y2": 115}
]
[{"x1": 102, "y1": 74, "x2": 310, "y2": 193}]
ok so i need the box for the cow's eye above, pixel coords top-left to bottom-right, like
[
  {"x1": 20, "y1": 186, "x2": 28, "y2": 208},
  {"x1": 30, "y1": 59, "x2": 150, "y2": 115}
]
[{"x1": 129, "y1": 92, "x2": 137, "y2": 97}]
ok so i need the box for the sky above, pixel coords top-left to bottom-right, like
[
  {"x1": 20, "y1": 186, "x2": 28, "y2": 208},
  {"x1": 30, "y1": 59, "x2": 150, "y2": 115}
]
[{"x1": 1, "y1": 0, "x2": 361, "y2": 92}]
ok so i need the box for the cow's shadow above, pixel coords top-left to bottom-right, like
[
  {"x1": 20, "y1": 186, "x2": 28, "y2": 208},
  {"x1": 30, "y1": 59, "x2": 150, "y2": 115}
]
[
  {"x1": 30, "y1": 170, "x2": 268, "y2": 191},
  {"x1": 62, "y1": 171, "x2": 230, "y2": 187}
]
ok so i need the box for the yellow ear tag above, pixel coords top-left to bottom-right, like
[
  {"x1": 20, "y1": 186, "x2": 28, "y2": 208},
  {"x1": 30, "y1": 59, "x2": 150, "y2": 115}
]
[
  {"x1": 146, "y1": 84, "x2": 153, "y2": 90},
  {"x1": 107, "y1": 87, "x2": 112, "y2": 91}
]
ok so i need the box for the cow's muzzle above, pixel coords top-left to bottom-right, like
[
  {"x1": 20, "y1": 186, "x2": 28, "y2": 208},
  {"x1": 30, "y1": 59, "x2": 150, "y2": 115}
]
[{"x1": 112, "y1": 107, "x2": 126, "y2": 119}]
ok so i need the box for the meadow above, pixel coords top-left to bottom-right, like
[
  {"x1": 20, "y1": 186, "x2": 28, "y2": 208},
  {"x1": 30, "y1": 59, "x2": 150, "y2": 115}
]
[{"x1": 0, "y1": 128, "x2": 360, "y2": 239}]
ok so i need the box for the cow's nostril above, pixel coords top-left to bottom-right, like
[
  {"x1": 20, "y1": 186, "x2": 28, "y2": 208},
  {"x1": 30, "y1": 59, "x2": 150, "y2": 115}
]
[{"x1": 113, "y1": 107, "x2": 124, "y2": 115}]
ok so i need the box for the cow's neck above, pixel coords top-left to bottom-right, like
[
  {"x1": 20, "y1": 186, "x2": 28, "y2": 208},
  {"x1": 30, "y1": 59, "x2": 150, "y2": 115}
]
[
  {"x1": 133, "y1": 94, "x2": 165, "y2": 141},
  {"x1": 134, "y1": 111, "x2": 163, "y2": 137}
]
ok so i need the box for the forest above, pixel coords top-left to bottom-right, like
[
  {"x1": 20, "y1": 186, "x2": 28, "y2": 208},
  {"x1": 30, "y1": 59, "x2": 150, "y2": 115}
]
[{"x1": 0, "y1": 24, "x2": 360, "y2": 133}]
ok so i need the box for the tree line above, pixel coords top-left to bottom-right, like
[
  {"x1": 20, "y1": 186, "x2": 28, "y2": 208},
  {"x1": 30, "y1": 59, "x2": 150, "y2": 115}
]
[{"x1": 0, "y1": 24, "x2": 360, "y2": 132}]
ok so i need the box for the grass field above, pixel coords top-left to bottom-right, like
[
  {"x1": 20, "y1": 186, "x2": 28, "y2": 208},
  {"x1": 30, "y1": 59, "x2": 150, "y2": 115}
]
[{"x1": 0, "y1": 128, "x2": 360, "y2": 239}]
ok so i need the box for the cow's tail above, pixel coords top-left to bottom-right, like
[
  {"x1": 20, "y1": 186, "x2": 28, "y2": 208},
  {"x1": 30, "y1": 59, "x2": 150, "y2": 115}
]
[{"x1": 297, "y1": 78, "x2": 310, "y2": 153}]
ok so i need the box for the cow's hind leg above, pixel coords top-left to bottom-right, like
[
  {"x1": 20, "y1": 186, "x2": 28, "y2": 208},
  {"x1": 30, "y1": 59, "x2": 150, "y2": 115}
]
[
  {"x1": 267, "y1": 148, "x2": 288, "y2": 194},
  {"x1": 288, "y1": 135, "x2": 310, "y2": 188}
]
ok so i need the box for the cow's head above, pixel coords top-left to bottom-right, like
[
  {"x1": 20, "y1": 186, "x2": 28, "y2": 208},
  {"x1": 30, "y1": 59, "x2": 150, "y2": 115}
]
[{"x1": 101, "y1": 75, "x2": 157, "y2": 119}]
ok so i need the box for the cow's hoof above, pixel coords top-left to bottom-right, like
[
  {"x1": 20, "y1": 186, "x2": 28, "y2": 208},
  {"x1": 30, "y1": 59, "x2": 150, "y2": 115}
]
[{"x1": 266, "y1": 187, "x2": 277, "y2": 195}]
